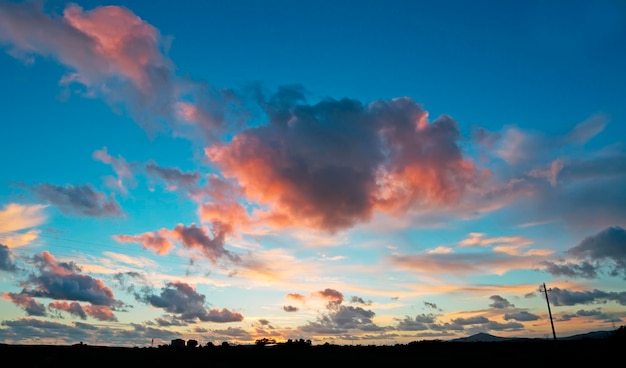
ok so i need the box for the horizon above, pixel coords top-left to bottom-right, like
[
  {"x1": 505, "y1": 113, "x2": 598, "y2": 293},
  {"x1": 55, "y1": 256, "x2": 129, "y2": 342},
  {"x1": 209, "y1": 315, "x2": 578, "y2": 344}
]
[{"x1": 1, "y1": 0, "x2": 625, "y2": 347}]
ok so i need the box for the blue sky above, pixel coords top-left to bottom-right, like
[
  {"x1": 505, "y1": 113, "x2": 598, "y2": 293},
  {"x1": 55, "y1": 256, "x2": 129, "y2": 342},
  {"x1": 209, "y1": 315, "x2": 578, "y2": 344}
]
[{"x1": 1, "y1": 0, "x2": 625, "y2": 346}]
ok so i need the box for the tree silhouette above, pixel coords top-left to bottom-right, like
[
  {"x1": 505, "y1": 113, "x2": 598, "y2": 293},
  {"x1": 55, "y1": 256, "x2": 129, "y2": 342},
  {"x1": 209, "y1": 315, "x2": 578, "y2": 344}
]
[{"x1": 255, "y1": 337, "x2": 277, "y2": 347}]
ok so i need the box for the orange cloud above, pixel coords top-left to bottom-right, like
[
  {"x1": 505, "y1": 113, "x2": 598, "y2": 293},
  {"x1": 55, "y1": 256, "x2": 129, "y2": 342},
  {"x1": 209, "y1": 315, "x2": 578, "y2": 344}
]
[
  {"x1": 286, "y1": 293, "x2": 306, "y2": 303},
  {"x1": 206, "y1": 95, "x2": 489, "y2": 234},
  {"x1": 0, "y1": 203, "x2": 47, "y2": 247},
  {"x1": 390, "y1": 251, "x2": 547, "y2": 277},
  {"x1": 113, "y1": 229, "x2": 174, "y2": 255}
]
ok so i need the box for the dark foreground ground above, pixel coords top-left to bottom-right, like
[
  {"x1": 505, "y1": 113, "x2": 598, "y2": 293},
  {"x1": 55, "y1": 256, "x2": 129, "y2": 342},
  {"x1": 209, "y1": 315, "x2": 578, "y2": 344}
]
[{"x1": 1, "y1": 338, "x2": 623, "y2": 367}]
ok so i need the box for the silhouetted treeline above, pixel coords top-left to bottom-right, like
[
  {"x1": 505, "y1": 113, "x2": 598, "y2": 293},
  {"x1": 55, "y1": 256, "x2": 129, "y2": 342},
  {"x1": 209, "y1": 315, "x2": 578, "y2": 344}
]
[{"x1": 1, "y1": 326, "x2": 624, "y2": 367}]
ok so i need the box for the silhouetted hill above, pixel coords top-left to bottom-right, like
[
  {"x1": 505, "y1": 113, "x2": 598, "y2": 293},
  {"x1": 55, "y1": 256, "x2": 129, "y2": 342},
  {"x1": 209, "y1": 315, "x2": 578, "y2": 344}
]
[
  {"x1": 449, "y1": 329, "x2": 617, "y2": 342},
  {"x1": 450, "y1": 332, "x2": 521, "y2": 342}
]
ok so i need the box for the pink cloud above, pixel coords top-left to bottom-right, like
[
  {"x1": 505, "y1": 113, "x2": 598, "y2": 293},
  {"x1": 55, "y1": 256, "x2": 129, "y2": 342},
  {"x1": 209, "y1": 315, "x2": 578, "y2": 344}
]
[
  {"x1": 206, "y1": 94, "x2": 488, "y2": 233},
  {"x1": 170, "y1": 223, "x2": 239, "y2": 264},
  {"x1": 313, "y1": 288, "x2": 344, "y2": 303},
  {"x1": 113, "y1": 229, "x2": 174, "y2": 255},
  {"x1": 0, "y1": 2, "x2": 178, "y2": 132},
  {"x1": 93, "y1": 147, "x2": 136, "y2": 194}
]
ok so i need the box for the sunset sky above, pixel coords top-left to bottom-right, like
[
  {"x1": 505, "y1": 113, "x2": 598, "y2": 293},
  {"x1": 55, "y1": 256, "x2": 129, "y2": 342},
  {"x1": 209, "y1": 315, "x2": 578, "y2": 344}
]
[{"x1": 1, "y1": 0, "x2": 625, "y2": 347}]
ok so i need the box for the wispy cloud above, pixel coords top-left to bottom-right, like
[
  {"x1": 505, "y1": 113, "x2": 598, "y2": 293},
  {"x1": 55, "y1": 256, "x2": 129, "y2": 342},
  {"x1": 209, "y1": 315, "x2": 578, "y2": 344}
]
[{"x1": 28, "y1": 183, "x2": 123, "y2": 218}]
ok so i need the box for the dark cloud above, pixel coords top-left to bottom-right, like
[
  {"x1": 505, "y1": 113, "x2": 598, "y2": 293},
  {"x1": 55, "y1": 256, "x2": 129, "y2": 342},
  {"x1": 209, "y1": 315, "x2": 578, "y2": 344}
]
[
  {"x1": 141, "y1": 281, "x2": 243, "y2": 323},
  {"x1": 170, "y1": 223, "x2": 240, "y2": 264},
  {"x1": 451, "y1": 316, "x2": 490, "y2": 325},
  {"x1": 29, "y1": 183, "x2": 123, "y2": 218},
  {"x1": 489, "y1": 295, "x2": 514, "y2": 309},
  {"x1": 541, "y1": 260, "x2": 598, "y2": 279},
  {"x1": 503, "y1": 311, "x2": 540, "y2": 322},
  {"x1": 16, "y1": 252, "x2": 120, "y2": 315},
  {"x1": 299, "y1": 289, "x2": 382, "y2": 335},
  {"x1": 283, "y1": 305, "x2": 298, "y2": 312},
  {"x1": 145, "y1": 161, "x2": 200, "y2": 190},
  {"x1": 350, "y1": 296, "x2": 372, "y2": 305},
  {"x1": 558, "y1": 308, "x2": 621, "y2": 323},
  {"x1": 0, "y1": 318, "x2": 92, "y2": 345},
  {"x1": 542, "y1": 226, "x2": 626, "y2": 280},
  {"x1": 568, "y1": 226, "x2": 626, "y2": 279},
  {"x1": 396, "y1": 314, "x2": 436, "y2": 331},
  {"x1": 482, "y1": 321, "x2": 524, "y2": 332},
  {"x1": 207, "y1": 88, "x2": 487, "y2": 233},
  {"x1": 0, "y1": 244, "x2": 17, "y2": 272},
  {"x1": 548, "y1": 287, "x2": 626, "y2": 306},
  {"x1": 0, "y1": 318, "x2": 183, "y2": 346},
  {"x1": 423, "y1": 301, "x2": 440, "y2": 310}
]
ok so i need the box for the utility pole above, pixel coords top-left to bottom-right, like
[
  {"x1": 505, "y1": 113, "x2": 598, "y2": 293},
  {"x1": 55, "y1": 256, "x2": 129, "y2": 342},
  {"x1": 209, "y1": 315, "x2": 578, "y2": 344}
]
[{"x1": 540, "y1": 283, "x2": 557, "y2": 340}]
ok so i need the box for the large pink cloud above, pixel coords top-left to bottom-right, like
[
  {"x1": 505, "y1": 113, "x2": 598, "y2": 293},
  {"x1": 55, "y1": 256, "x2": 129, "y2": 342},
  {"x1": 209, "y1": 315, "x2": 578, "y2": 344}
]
[
  {"x1": 206, "y1": 93, "x2": 489, "y2": 233},
  {"x1": 0, "y1": 2, "x2": 176, "y2": 132},
  {"x1": 0, "y1": 2, "x2": 243, "y2": 137}
]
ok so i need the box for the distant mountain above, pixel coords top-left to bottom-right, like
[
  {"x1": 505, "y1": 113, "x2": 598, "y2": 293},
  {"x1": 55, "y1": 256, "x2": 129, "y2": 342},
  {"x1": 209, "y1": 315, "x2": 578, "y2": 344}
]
[
  {"x1": 449, "y1": 332, "x2": 519, "y2": 342},
  {"x1": 449, "y1": 329, "x2": 616, "y2": 343},
  {"x1": 556, "y1": 330, "x2": 614, "y2": 341}
]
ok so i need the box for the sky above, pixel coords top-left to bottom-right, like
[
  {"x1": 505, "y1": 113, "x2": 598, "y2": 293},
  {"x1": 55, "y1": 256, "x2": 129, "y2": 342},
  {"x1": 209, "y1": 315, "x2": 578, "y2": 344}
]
[{"x1": 0, "y1": 0, "x2": 625, "y2": 347}]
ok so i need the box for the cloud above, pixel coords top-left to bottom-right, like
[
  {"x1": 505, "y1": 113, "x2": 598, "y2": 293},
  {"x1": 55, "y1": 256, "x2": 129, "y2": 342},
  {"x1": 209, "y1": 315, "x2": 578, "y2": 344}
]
[
  {"x1": 20, "y1": 251, "x2": 120, "y2": 307},
  {"x1": 113, "y1": 229, "x2": 174, "y2": 255},
  {"x1": 93, "y1": 147, "x2": 137, "y2": 194},
  {"x1": 313, "y1": 288, "x2": 344, "y2": 304},
  {"x1": 458, "y1": 233, "x2": 539, "y2": 256},
  {"x1": 283, "y1": 305, "x2": 298, "y2": 312},
  {"x1": 48, "y1": 301, "x2": 117, "y2": 321},
  {"x1": 170, "y1": 223, "x2": 240, "y2": 264},
  {"x1": 0, "y1": 202, "x2": 47, "y2": 247},
  {"x1": 568, "y1": 226, "x2": 626, "y2": 278},
  {"x1": 471, "y1": 115, "x2": 626, "y2": 231},
  {"x1": 503, "y1": 311, "x2": 540, "y2": 322},
  {"x1": 0, "y1": 244, "x2": 17, "y2": 272},
  {"x1": 0, "y1": 2, "x2": 177, "y2": 133},
  {"x1": 389, "y1": 250, "x2": 546, "y2": 277},
  {"x1": 139, "y1": 281, "x2": 244, "y2": 323},
  {"x1": 0, "y1": 318, "x2": 93, "y2": 345},
  {"x1": 286, "y1": 293, "x2": 306, "y2": 303},
  {"x1": 28, "y1": 183, "x2": 123, "y2": 218},
  {"x1": 540, "y1": 260, "x2": 598, "y2": 279},
  {"x1": 524, "y1": 157, "x2": 626, "y2": 230},
  {"x1": 113, "y1": 222, "x2": 243, "y2": 265},
  {"x1": 485, "y1": 113, "x2": 608, "y2": 167},
  {"x1": 547, "y1": 287, "x2": 626, "y2": 306},
  {"x1": 542, "y1": 226, "x2": 626, "y2": 279},
  {"x1": 563, "y1": 113, "x2": 608, "y2": 145},
  {"x1": 0, "y1": 2, "x2": 245, "y2": 140},
  {"x1": 396, "y1": 314, "x2": 436, "y2": 331},
  {"x1": 3, "y1": 293, "x2": 47, "y2": 316},
  {"x1": 488, "y1": 295, "x2": 514, "y2": 309},
  {"x1": 207, "y1": 90, "x2": 489, "y2": 234},
  {"x1": 299, "y1": 289, "x2": 382, "y2": 334},
  {"x1": 145, "y1": 161, "x2": 199, "y2": 191}
]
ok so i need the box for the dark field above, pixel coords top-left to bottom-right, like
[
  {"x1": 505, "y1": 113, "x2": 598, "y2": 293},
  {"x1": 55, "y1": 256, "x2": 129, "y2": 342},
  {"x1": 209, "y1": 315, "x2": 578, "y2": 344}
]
[{"x1": 1, "y1": 339, "x2": 621, "y2": 367}]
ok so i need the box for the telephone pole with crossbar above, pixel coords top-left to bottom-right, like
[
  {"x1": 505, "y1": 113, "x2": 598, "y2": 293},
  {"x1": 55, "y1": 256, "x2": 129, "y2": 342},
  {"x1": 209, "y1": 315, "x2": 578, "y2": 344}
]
[{"x1": 540, "y1": 283, "x2": 557, "y2": 340}]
